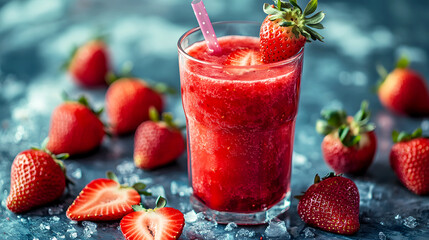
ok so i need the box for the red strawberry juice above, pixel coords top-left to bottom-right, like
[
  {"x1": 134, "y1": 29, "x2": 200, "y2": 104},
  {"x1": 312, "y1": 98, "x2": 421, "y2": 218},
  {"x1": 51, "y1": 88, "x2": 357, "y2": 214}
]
[{"x1": 180, "y1": 36, "x2": 303, "y2": 213}]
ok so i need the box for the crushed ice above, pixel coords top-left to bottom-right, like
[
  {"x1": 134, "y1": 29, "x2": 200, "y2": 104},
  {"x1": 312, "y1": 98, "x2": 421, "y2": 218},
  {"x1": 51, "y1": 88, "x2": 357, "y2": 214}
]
[
  {"x1": 224, "y1": 222, "x2": 237, "y2": 232},
  {"x1": 264, "y1": 220, "x2": 289, "y2": 238},
  {"x1": 303, "y1": 227, "x2": 315, "y2": 238},
  {"x1": 235, "y1": 229, "x2": 255, "y2": 238},
  {"x1": 403, "y1": 216, "x2": 418, "y2": 228}
]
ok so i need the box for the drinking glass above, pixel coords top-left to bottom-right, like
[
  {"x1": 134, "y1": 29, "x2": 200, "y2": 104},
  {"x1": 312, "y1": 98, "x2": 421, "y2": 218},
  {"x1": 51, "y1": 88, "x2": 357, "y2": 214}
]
[{"x1": 178, "y1": 21, "x2": 304, "y2": 224}]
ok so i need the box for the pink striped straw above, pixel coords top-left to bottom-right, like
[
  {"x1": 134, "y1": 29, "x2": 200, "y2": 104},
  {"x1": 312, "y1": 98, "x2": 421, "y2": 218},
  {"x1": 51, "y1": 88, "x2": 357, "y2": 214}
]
[{"x1": 191, "y1": 0, "x2": 222, "y2": 54}]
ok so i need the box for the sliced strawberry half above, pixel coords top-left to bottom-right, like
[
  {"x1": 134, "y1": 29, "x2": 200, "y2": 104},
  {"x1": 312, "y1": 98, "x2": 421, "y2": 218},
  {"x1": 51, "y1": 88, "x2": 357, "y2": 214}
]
[
  {"x1": 224, "y1": 48, "x2": 263, "y2": 66},
  {"x1": 66, "y1": 172, "x2": 150, "y2": 221},
  {"x1": 120, "y1": 197, "x2": 185, "y2": 240}
]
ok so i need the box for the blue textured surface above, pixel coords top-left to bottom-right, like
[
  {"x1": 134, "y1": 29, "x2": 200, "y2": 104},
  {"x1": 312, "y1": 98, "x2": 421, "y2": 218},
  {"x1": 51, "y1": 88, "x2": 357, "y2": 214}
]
[{"x1": 0, "y1": 0, "x2": 429, "y2": 239}]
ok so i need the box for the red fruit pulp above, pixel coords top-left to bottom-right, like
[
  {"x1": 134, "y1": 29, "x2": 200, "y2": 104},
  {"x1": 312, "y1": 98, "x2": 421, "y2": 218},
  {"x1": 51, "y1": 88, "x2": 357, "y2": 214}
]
[{"x1": 180, "y1": 36, "x2": 303, "y2": 213}]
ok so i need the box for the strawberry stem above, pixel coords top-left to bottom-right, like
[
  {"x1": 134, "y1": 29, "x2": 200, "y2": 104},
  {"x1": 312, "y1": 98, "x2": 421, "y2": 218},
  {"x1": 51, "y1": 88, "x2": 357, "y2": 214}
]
[
  {"x1": 396, "y1": 55, "x2": 410, "y2": 69},
  {"x1": 149, "y1": 107, "x2": 160, "y2": 122}
]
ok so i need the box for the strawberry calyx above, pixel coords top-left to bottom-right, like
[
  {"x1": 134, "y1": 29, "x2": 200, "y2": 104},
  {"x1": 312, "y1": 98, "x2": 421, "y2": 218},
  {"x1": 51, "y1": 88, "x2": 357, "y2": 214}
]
[
  {"x1": 263, "y1": 0, "x2": 325, "y2": 42},
  {"x1": 106, "y1": 171, "x2": 152, "y2": 196},
  {"x1": 105, "y1": 61, "x2": 134, "y2": 85},
  {"x1": 62, "y1": 92, "x2": 104, "y2": 117},
  {"x1": 131, "y1": 196, "x2": 167, "y2": 212},
  {"x1": 375, "y1": 55, "x2": 410, "y2": 90},
  {"x1": 316, "y1": 101, "x2": 375, "y2": 147},
  {"x1": 392, "y1": 128, "x2": 424, "y2": 143},
  {"x1": 148, "y1": 107, "x2": 181, "y2": 130},
  {"x1": 294, "y1": 172, "x2": 340, "y2": 200}
]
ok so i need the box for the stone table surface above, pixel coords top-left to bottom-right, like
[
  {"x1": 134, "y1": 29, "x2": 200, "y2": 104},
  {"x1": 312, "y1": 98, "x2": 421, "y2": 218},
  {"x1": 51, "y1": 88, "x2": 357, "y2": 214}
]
[{"x1": 0, "y1": 0, "x2": 428, "y2": 239}]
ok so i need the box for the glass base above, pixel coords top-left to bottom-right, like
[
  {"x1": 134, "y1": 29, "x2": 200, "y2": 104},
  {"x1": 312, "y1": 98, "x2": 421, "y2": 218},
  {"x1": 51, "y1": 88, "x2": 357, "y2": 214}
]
[{"x1": 190, "y1": 192, "x2": 291, "y2": 225}]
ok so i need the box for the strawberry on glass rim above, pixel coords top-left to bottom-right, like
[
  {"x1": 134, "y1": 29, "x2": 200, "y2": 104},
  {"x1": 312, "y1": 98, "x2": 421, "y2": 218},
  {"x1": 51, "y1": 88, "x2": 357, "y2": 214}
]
[
  {"x1": 260, "y1": 0, "x2": 325, "y2": 63},
  {"x1": 223, "y1": 0, "x2": 325, "y2": 69}
]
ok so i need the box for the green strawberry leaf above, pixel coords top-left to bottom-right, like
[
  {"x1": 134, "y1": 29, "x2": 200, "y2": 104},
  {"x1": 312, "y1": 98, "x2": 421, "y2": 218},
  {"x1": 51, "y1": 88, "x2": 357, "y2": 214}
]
[
  {"x1": 338, "y1": 126, "x2": 361, "y2": 147},
  {"x1": 132, "y1": 204, "x2": 145, "y2": 212},
  {"x1": 289, "y1": 0, "x2": 302, "y2": 13},
  {"x1": 155, "y1": 196, "x2": 167, "y2": 209},
  {"x1": 393, "y1": 128, "x2": 423, "y2": 143},
  {"x1": 307, "y1": 23, "x2": 324, "y2": 29},
  {"x1": 305, "y1": 11, "x2": 325, "y2": 24},
  {"x1": 149, "y1": 107, "x2": 160, "y2": 122},
  {"x1": 55, "y1": 153, "x2": 70, "y2": 160},
  {"x1": 106, "y1": 171, "x2": 119, "y2": 183},
  {"x1": 265, "y1": 3, "x2": 278, "y2": 14},
  {"x1": 132, "y1": 183, "x2": 152, "y2": 196},
  {"x1": 280, "y1": 21, "x2": 295, "y2": 27},
  {"x1": 303, "y1": 0, "x2": 318, "y2": 16},
  {"x1": 396, "y1": 55, "x2": 410, "y2": 69},
  {"x1": 321, "y1": 109, "x2": 347, "y2": 128},
  {"x1": 315, "y1": 120, "x2": 334, "y2": 135},
  {"x1": 353, "y1": 100, "x2": 370, "y2": 124}
]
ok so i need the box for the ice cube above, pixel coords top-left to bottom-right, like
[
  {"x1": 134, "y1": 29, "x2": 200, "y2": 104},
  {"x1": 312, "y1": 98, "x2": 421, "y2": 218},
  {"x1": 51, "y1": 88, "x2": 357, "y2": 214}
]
[
  {"x1": 147, "y1": 185, "x2": 166, "y2": 198},
  {"x1": 224, "y1": 222, "x2": 237, "y2": 231},
  {"x1": 71, "y1": 168, "x2": 82, "y2": 179},
  {"x1": 394, "y1": 214, "x2": 402, "y2": 220},
  {"x1": 264, "y1": 220, "x2": 289, "y2": 238},
  {"x1": 48, "y1": 205, "x2": 64, "y2": 215},
  {"x1": 83, "y1": 221, "x2": 97, "y2": 238},
  {"x1": 116, "y1": 161, "x2": 135, "y2": 175},
  {"x1": 379, "y1": 231, "x2": 386, "y2": 240},
  {"x1": 51, "y1": 216, "x2": 60, "y2": 222},
  {"x1": 67, "y1": 228, "x2": 77, "y2": 239},
  {"x1": 303, "y1": 227, "x2": 315, "y2": 238},
  {"x1": 403, "y1": 216, "x2": 418, "y2": 228},
  {"x1": 51, "y1": 237, "x2": 57, "y2": 240},
  {"x1": 170, "y1": 181, "x2": 192, "y2": 197},
  {"x1": 236, "y1": 229, "x2": 255, "y2": 238},
  {"x1": 40, "y1": 222, "x2": 51, "y2": 230},
  {"x1": 184, "y1": 210, "x2": 198, "y2": 223}
]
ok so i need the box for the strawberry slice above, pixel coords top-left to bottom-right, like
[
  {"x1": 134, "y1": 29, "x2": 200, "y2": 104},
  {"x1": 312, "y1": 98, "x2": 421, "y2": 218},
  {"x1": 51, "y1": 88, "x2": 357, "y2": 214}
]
[
  {"x1": 66, "y1": 172, "x2": 150, "y2": 221},
  {"x1": 120, "y1": 197, "x2": 185, "y2": 240},
  {"x1": 224, "y1": 48, "x2": 263, "y2": 66}
]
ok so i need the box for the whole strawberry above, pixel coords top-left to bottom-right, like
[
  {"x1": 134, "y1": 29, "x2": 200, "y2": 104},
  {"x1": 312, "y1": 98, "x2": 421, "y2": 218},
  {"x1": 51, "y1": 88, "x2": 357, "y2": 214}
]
[
  {"x1": 66, "y1": 39, "x2": 110, "y2": 87},
  {"x1": 260, "y1": 0, "x2": 325, "y2": 63},
  {"x1": 134, "y1": 108, "x2": 185, "y2": 170},
  {"x1": 120, "y1": 196, "x2": 185, "y2": 240},
  {"x1": 106, "y1": 78, "x2": 164, "y2": 135},
  {"x1": 390, "y1": 128, "x2": 429, "y2": 195},
  {"x1": 377, "y1": 56, "x2": 429, "y2": 117},
  {"x1": 316, "y1": 101, "x2": 377, "y2": 174},
  {"x1": 7, "y1": 146, "x2": 69, "y2": 213},
  {"x1": 297, "y1": 173, "x2": 360, "y2": 235},
  {"x1": 47, "y1": 94, "x2": 105, "y2": 156}
]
